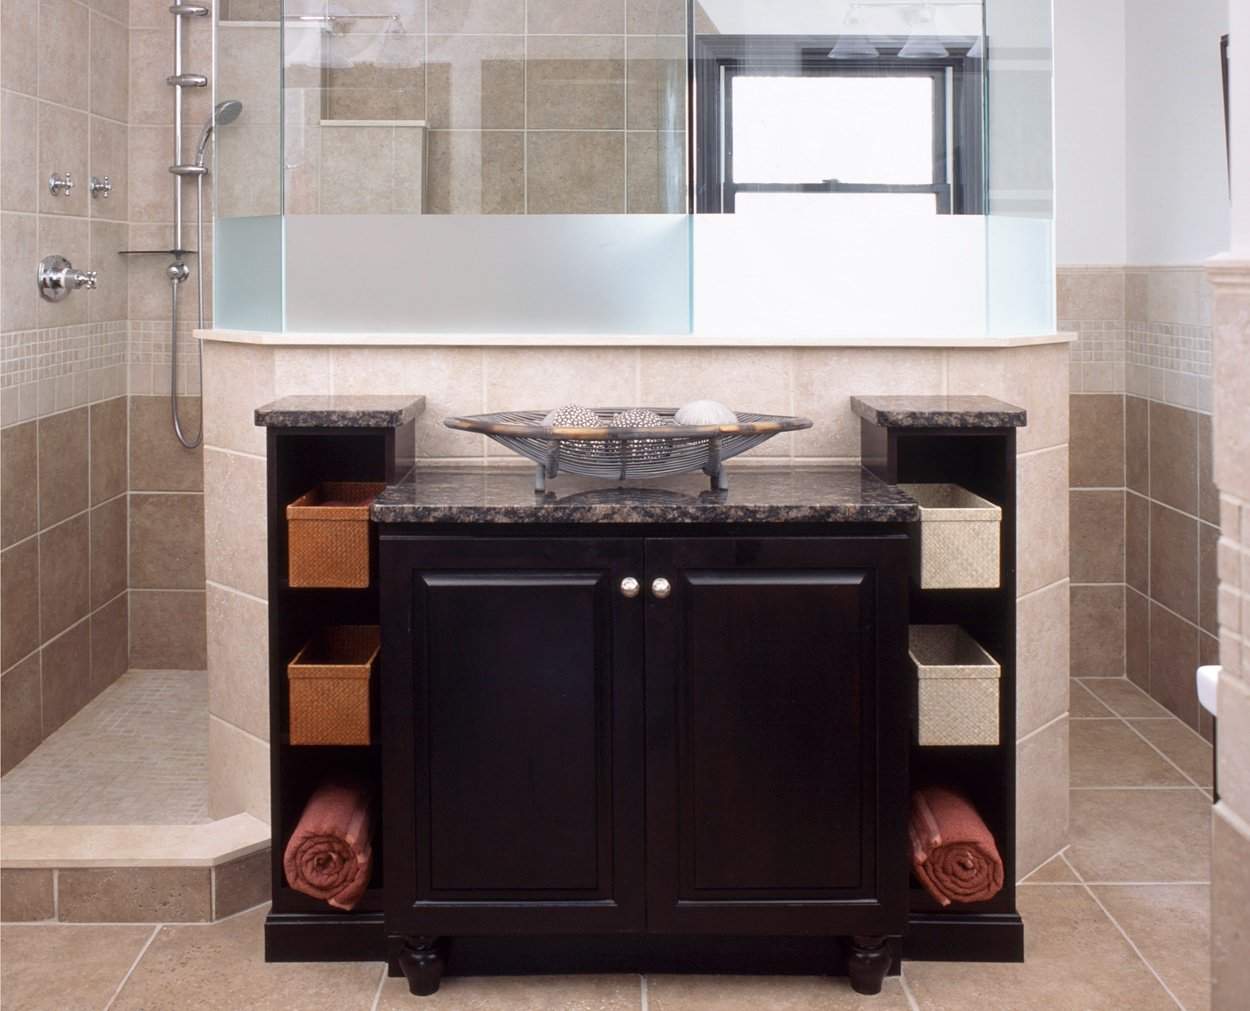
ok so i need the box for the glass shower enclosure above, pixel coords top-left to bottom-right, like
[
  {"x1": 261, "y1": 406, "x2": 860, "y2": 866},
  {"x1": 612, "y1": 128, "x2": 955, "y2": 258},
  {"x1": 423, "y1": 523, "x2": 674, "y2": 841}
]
[{"x1": 213, "y1": 0, "x2": 1054, "y2": 338}]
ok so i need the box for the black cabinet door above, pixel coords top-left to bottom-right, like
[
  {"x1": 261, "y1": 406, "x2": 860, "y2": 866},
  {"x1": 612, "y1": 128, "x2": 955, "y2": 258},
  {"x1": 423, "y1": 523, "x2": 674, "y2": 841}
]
[
  {"x1": 381, "y1": 536, "x2": 645, "y2": 935},
  {"x1": 644, "y1": 536, "x2": 910, "y2": 935}
]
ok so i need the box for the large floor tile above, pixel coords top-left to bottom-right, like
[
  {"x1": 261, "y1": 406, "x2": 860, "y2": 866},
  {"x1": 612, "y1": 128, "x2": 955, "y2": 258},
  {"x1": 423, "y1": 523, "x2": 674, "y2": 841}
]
[
  {"x1": 1092, "y1": 884, "x2": 1210, "y2": 1011},
  {"x1": 645, "y1": 974, "x2": 910, "y2": 1010},
  {"x1": 1068, "y1": 788, "x2": 1211, "y2": 883},
  {"x1": 1070, "y1": 680, "x2": 1114, "y2": 718},
  {"x1": 1070, "y1": 720, "x2": 1190, "y2": 787},
  {"x1": 109, "y1": 906, "x2": 383, "y2": 1011},
  {"x1": 376, "y1": 973, "x2": 643, "y2": 1010},
  {"x1": 904, "y1": 886, "x2": 1176, "y2": 1010},
  {"x1": 0, "y1": 923, "x2": 154, "y2": 1010},
  {"x1": 1127, "y1": 719, "x2": 1214, "y2": 788},
  {"x1": 1079, "y1": 678, "x2": 1173, "y2": 718},
  {"x1": 1019, "y1": 852, "x2": 1079, "y2": 883}
]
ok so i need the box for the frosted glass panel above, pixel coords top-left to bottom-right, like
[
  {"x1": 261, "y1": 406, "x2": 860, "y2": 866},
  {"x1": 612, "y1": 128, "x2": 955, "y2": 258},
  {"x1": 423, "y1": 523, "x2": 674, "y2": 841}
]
[{"x1": 214, "y1": 215, "x2": 283, "y2": 332}]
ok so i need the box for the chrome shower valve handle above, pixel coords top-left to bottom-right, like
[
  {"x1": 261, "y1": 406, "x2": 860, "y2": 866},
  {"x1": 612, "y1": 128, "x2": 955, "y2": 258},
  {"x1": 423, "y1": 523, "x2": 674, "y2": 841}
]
[
  {"x1": 38, "y1": 255, "x2": 97, "y2": 301},
  {"x1": 48, "y1": 173, "x2": 74, "y2": 197}
]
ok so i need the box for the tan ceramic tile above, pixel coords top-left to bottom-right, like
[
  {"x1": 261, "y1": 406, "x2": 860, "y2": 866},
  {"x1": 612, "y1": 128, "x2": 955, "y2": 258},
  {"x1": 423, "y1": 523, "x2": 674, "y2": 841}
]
[
  {"x1": 1212, "y1": 810, "x2": 1250, "y2": 1010},
  {"x1": 645, "y1": 975, "x2": 911, "y2": 1011},
  {"x1": 90, "y1": 590, "x2": 128, "y2": 694},
  {"x1": 129, "y1": 396, "x2": 204, "y2": 492},
  {"x1": 319, "y1": 125, "x2": 397, "y2": 215},
  {"x1": 626, "y1": 131, "x2": 686, "y2": 214},
  {"x1": 1, "y1": 92, "x2": 37, "y2": 212},
  {"x1": 0, "y1": 923, "x2": 153, "y2": 1008},
  {"x1": 89, "y1": 9, "x2": 128, "y2": 122},
  {"x1": 41, "y1": 617, "x2": 93, "y2": 734},
  {"x1": 1125, "y1": 718, "x2": 1213, "y2": 789},
  {"x1": 129, "y1": 493, "x2": 206, "y2": 590},
  {"x1": 428, "y1": 0, "x2": 524, "y2": 34},
  {"x1": 425, "y1": 130, "x2": 525, "y2": 214},
  {"x1": 39, "y1": 513, "x2": 91, "y2": 641},
  {"x1": 1, "y1": 537, "x2": 41, "y2": 671},
  {"x1": 206, "y1": 583, "x2": 269, "y2": 741},
  {"x1": 628, "y1": 0, "x2": 687, "y2": 34},
  {"x1": 1126, "y1": 395, "x2": 1149, "y2": 496},
  {"x1": 127, "y1": 125, "x2": 176, "y2": 225},
  {"x1": 202, "y1": 342, "x2": 273, "y2": 457},
  {"x1": 38, "y1": 407, "x2": 89, "y2": 529},
  {"x1": 1016, "y1": 717, "x2": 1069, "y2": 876},
  {"x1": 527, "y1": 132, "x2": 625, "y2": 214},
  {"x1": 1149, "y1": 402, "x2": 1199, "y2": 516},
  {"x1": 626, "y1": 36, "x2": 686, "y2": 132},
  {"x1": 376, "y1": 973, "x2": 643, "y2": 1010},
  {"x1": 129, "y1": 590, "x2": 207, "y2": 670},
  {"x1": 203, "y1": 449, "x2": 267, "y2": 600},
  {"x1": 59, "y1": 866, "x2": 212, "y2": 922},
  {"x1": 208, "y1": 714, "x2": 269, "y2": 821},
  {"x1": 1069, "y1": 719, "x2": 1189, "y2": 787},
  {"x1": 38, "y1": 102, "x2": 90, "y2": 220},
  {"x1": 0, "y1": 653, "x2": 42, "y2": 774},
  {"x1": 1079, "y1": 677, "x2": 1171, "y2": 717},
  {"x1": 90, "y1": 495, "x2": 127, "y2": 607},
  {"x1": 1068, "y1": 788, "x2": 1210, "y2": 883},
  {"x1": 1017, "y1": 580, "x2": 1069, "y2": 737},
  {"x1": 0, "y1": 868, "x2": 54, "y2": 922},
  {"x1": 426, "y1": 34, "x2": 525, "y2": 129},
  {"x1": 1, "y1": 422, "x2": 38, "y2": 547},
  {"x1": 904, "y1": 886, "x2": 1176, "y2": 1010},
  {"x1": 39, "y1": 0, "x2": 90, "y2": 110},
  {"x1": 1199, "y1": 521, "x2": 1219, "y2": 635},
  {"x1": 946, "y1": 343, "x2": 1069, "y2": 454},
  {"x1": 1125, "y1": 491, "x2": 1149, "y2": 594},
  {"x1": 1149, "y1": 502, "x2": 1199, "y2": 625},
  {"x1": 1149, "y1": 602, "x2": 1200, "y2": 727},
  {"x1": 1017, "y1": 447, "x2": 1069, "y2": 596},
  {"x1": 1092, "y1": 884, "x2": 1210, "y2": 1011},
  {"x1": 88, "y1": 218, "x2": 130, "y2": 322},
  {"x1": 1069, "y1": 490, "x2": 1124, "y2": 583},
  {"x1": 1215, "y1": 674, "x2": 1250, "y2": 815},
  {"x1": 1069, "y1": 394, "x2": 1125, "y2": 489},
  {"x1": 1070, "y1": 584, "x2": 1124, "y2": 677},
  {"x1": 529, "y1": 0, "x2": 623, "y2": 33},
  {"x1": 0, "y1": 213, "x2": 38, "y2": 331},
  {"x1": 1018, "y1": 852, "x2": 1078, "y2": 883},
  {"x1": 1, "y1": 0, "x2": 38, "y2": 96},
  {"x1": 213, "y1": 847, "x2": 271, "y2": 919},
  {"x1": 112, "y1": 906, "x2": 381, "y2": 1009},
  {"x1": 90, "y1": 397, "x2": 127, "y2": 504},
  {"x1": 1125, "y1": 588, "x2": 1151, "y2": 690},
  {"x1": 1057, "y1": 269, "x2": 1124, "y2": 321},
  {"x1": 1069, "y1": 680, "x2": 1113, "y2": 718}
]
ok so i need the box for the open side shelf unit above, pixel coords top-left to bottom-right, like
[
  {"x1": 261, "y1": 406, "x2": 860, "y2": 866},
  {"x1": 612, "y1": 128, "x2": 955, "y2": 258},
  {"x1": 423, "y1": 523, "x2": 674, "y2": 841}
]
[{"x1": 858, "y1": 396, "x2": 1026, "y2": 962}]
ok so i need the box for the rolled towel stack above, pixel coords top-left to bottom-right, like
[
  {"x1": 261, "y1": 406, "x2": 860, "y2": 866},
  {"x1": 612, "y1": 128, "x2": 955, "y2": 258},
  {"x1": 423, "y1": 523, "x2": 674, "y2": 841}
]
[
  {"x1": 283, "y1": 777, "x2": 373, "y2": 911},
  {"x1": 909, "y1": 786, "x2": 1004, "y2": 907}
]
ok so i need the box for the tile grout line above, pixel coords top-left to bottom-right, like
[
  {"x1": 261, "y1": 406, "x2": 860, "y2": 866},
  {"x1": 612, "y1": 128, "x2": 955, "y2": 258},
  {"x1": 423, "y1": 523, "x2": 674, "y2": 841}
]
[
  {"x1": 1116, "y1": 709, "x2": 1211, "y2": 794},
  {"x1": 369, "y1": 962, "x2": 388, "y2": 1011},
  {"x1": 899, "y1": 970, "x2": 922, "y2": 1011},
  {"x1": 101, "y1": 922, "x2": 161, "y2": 1011}
]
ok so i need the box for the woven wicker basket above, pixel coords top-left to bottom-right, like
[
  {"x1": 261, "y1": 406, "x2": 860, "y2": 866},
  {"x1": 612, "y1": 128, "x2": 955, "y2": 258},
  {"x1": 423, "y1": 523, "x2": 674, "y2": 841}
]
[
  {"x1": 910, "y1": 624, "x2": 1001, "y2": 747},
  {"x1": 288, "y1": 625, "x2": 379, "y2": 746},
  {"x1": 898, "y1": 483, "x2": 1001, "y2": 589},
  {"x1": 287, "y1": 482, "x2": 386, "y2": 589}
]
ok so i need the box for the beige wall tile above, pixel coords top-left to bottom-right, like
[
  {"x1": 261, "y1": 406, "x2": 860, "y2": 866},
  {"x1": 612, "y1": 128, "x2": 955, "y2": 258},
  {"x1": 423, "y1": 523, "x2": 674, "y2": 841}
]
[
  {"x1": 209, "y1": 714, "x2": 269, "y2": 821},
  {"x1": 425, "y1": 130, "x2": 524, "y2": 214},
  {"x1": 0, "y1": 924, "x2": 153, "y2": 1008},
  {"x1": 2, "y1": 422, "x2": 39, "y2": 548},
  {"x1": 319, "y1": 126, "x2": 395, "y2": 215},
  {"x1": 1216, "y1": 674, "x2": 1250, "y2": 819},
  {"x1": 129, "y1": 589, "x2": 207, "y2": 669},
  {"x1": 88, "y1": 10, "x2": 128, "y2": 122},
  {"x1": 1149, "y1": 402, "x2": 1199, "y2": 516},
  {"x1": 1212, "y1": 809, "x2": 1250, "y2": 1010},
  {"x1": 37, "y1": 408, "x2": 89, "y2": 529},
  {"x1": 626, "y1": 131, "x2": 685, "y2": 214},
  {"x1": 1, "y1": 538, "x2": 41, "y2": 671},
  {"x1": 627, "y1": 0, "x2": 686, "y2": 34},
  {"x1": 59, "y1": 867, "x2": 212, "y2": 922},
  {"x1": 38, "y1": 101, "x2": 89, "y2": 218},
  {"x1": 127, "y1": 126, "x2": 175, "y2": 225},
  {"x1": 1, "y1": 0, "x2": 39, "y2": 95},
  {"x1": 1017, "y1": 446, "x2": 1070, "y2": 596},
  {"x1": 90, "y1": 496, "x2": 127, "y2": 607},
  {"x1": 40, "y1": 513, "x2": 90, "y2": 640},
  {"x1": 529, "y1": 0, "x2": 623, "y2": 33},
  {"x1": 948, "y1": 343, "x2": 1069, "y2": 454},
  {"x1": 90, "y1": 591, "x2": 128, "y2": 694},
  {"x1": 1126, "y1": 586, "x2": 1150, "y2": 690},
  {"x1": 1069, "y1": 394, "x2": 1124, "y2": 488},
  {"x1": 89, "y1": 398, "x2": 127, "y2": 505},
  {"x1": 213, "y1": 848, "x2": 271, "y2": 919},
  {"x1": 527, "y1": 37, "x2": 625, "y2": 131},
  {"x1": 1016, "y1": 717, "x2": 1068, "y2": 876},
  {"x1": 1148, "y1": 601, "x2": 1200, "y2": 729},
  {"x1": 0, "y1": 869, "x2": 54, "y2": 922},
  {"x1": 1125, "y1": 395, "x2": 1148, "y2": 495},
  {"x1": 203, "y1": 448, "x2": 267, "y2": 600},
  {"x1": 1212, "y1": 285, "x2": 1250, "y2": 503},
  {"x1": 1070, "y1": 584, "x2": 1124, "y2": 677},
  {"x1": 0, "y1": 653, "x2": 42, "y2": 774},
  {"x1": 1057, "y1": 269, "x2": 1124, "y2": 321},
  {"x1": 130, "y1": 396, "x2": 204, "y2": 491},
  {"x1": 1125, "y1": 491, "x2": 1149, "y2": 594},
  {"x1": 1149, "y1": 502, "x2": 1198, "y2": 625},
  {"x1": 1069, "y1": 490, "x2": 1124, "y2": 584},
  {"x1": 1199, "y1": 413, "x2": 1219, "y2": 525},
  {"x1": 206, "y1": 583, "x2": 269, "y2": 741},
  {"x1": 0, "y1": 213, "x2": 38, "y2": 332},
  {"x1": 88, "y1": 219, "x2": 130, "y2": 322},
  {"x1": 1, "y1": 92, "x2": 37, "y2": 212},
  {"x1": 41, "y1": 617, "x2": 92, "y2": 733},
  {"x1": 1200, "y1": 520, "x2": 1219, "y2": 635},
  {"x1": 38, "y1": 0, "x2": 90, "y2": 111},
  {"x1": 626, "y1": 36, "x2": 686, "y2": 132},
  {"x1": 527, "y1": 132, "x2": 625, "y2": 214},
  {"x1": 1017, "y1": 579, "x2": 1069, "y2": 738},
  {"x1": 426, "y1": 35, "x2": 525, "y2": 129},
  {"x1": 202, "y1": 342, "x2": 273, "y2": 457},
  {"x1": 428, "y1": 0, "x2": 524, "y2": 34},
  {"x1": 129, "y1": 493, "x2": 206, "y2": 590},
  {"x1": 1146, "y1": 269, "x2": 1207, "y2": 327}
]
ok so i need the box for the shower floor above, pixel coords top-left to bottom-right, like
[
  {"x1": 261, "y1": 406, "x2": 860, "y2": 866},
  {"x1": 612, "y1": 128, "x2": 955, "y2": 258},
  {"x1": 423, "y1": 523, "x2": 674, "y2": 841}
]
[{"x1": 0, "y1": 670, "x2": 209, "y2": 826}]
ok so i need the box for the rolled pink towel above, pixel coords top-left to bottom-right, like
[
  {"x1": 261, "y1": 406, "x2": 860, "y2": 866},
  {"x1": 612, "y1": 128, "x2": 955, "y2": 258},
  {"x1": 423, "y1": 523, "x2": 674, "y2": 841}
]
[
  {"x1": 283, "y1": 778, "x2": 373, "y2": 911},
  {"x1": 909, "y1": 786, "x2": 1004, "y2": 907}
]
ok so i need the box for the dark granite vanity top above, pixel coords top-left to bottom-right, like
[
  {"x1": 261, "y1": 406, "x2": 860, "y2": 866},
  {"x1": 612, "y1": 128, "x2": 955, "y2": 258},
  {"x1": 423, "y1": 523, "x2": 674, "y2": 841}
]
[
  {"x1": 371, "y1": 467, "x2": 917, "y2": 525},
  {"x1": 851, "y1": 395, "x2": 1026, "y2": 429},
  {"x1": 254, "y1": 395, "x2": 426, "y2": 429}
]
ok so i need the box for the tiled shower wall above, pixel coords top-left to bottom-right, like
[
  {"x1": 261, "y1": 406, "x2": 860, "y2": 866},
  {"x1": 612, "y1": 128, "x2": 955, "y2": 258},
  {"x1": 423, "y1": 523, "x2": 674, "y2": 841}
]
[
  {"x1": 1063, "y1": 266, "x2": 1218, "y2": 734},
  {"x1": 1, "y1": 0, "x2": 210, "y2": 772}
]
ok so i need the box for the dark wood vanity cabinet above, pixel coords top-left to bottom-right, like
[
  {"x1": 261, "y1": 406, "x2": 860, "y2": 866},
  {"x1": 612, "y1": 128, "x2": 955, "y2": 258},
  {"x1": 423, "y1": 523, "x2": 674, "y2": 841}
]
[{"x1": 379, "y1": 530, "x2": 910, "y2": 995}]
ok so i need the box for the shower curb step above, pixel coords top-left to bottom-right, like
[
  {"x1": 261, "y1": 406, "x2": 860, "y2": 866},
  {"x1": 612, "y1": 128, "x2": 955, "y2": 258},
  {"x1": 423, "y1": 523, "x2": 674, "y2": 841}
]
[{"x1": 0, "y1": 813, "x2": 269, "y2": 923}]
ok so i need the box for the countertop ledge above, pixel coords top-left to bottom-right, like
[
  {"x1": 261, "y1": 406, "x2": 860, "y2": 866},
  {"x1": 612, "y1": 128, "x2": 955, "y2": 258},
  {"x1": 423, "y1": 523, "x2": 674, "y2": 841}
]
[
  {"x1": 851, "y1": 395, "x2": 1027, "y2": 429},
  {"x1": 254, "y1": 394, "x2": 425, "y2": 429},
  {"x1": 371, "y1": 467, "x2": 918, "y2": 525}
]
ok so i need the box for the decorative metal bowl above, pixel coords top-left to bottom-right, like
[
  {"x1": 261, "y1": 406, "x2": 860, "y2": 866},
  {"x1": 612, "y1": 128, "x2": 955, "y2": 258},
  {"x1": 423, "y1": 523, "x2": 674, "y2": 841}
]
[{"x1": 445, "y1": 408, "x2": 813, "y2": 491}]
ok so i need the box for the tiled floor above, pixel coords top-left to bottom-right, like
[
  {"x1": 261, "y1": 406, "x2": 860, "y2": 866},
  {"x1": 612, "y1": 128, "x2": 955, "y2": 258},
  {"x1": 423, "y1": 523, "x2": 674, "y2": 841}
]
[
  {"x1": 0, "y1": 678, "x2": 1212, "y2": 1010},
  {"x1": 0, "y1": 671, "x2": 209, "y2": 825}
]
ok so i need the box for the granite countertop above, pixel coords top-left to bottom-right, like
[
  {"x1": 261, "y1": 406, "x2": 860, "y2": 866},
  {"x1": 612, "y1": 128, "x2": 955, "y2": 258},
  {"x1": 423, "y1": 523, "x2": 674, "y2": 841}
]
[
  {"x1": 371, "y1": 467, "x2": 917, "y2": 525},
  {"x1": 254, "y1": 395, "x2": 426, "y2": 429},
  {"x1": 851, "y1": 395, "x2": 1026, "y2": 429}
]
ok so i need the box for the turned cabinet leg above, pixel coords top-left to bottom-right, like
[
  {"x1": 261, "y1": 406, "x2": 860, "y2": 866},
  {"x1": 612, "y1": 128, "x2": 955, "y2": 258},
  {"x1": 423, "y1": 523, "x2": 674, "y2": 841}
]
[
  {"x1": 846, "y1": 934, "x2": 891, "y2": 996},
  {"x1": 397, "y1": 936, "x2": 445, "y2": 997}
]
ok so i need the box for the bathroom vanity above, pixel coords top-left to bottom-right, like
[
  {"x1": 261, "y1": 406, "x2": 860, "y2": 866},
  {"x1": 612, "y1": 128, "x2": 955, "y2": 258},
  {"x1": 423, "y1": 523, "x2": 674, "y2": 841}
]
[{"x1": 256, "y1": 396, "x2": 1026, "y2": 998}]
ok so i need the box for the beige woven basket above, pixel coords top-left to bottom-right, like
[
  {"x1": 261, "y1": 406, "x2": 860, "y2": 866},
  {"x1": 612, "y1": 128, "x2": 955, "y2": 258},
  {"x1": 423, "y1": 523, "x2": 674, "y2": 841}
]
[
  {"x1": 288, "y1": 625, "x2": 379, "y2": 746},
  {"x1": 287, "y1": 482, "x2": 386, "y2": 589},
  {"x1": 898, "y1": 483, "x2": 1001, "y2": 589},
  {"x1": 910, "y1": 624, "x2": 1001, "y2": 747}
]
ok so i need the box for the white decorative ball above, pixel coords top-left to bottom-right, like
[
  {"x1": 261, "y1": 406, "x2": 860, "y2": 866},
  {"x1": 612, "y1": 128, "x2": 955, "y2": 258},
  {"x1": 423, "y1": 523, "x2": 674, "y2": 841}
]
[
  {"x1": 675, "y1": 399, "x2": 738, "y2": 426},
  {"x1": 543, "y1": 404, "x2": 601, "y2": 429},
  {"x1": 611, "y1": 408, "x2": 671, "y2": 464}
]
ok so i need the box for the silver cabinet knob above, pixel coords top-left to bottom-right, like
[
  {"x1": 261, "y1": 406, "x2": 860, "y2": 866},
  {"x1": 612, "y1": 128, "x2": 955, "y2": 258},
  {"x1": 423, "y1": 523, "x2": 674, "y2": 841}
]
[
  {"x1": 620, "y1": 576, "x2": 640, "y2": 599},
  {"x1": 651, "y1": 577, "x2": 672, "y2": 599}
]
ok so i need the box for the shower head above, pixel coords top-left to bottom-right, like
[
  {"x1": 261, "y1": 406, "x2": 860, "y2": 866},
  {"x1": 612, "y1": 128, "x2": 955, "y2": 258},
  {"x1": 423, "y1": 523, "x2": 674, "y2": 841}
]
[{"x1": 194, "y1": 99, "x2": 244, "y2": 167}]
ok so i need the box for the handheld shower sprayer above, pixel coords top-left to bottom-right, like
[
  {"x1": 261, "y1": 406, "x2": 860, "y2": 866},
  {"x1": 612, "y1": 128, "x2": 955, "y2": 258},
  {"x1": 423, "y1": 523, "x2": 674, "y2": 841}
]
[{"x1": 194, "y1": 99, "x2": 244, "y2": 168}]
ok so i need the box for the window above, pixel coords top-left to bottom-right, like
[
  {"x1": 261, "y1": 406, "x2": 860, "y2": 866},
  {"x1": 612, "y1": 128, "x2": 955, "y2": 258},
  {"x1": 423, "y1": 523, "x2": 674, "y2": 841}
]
[{"x1": 694, "y1": 36, "x2": 984, "y2": 215}]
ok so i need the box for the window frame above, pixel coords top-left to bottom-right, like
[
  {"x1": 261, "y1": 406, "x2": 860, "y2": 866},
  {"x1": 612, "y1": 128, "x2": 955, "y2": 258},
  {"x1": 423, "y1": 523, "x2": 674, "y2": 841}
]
[{"x1": 693, "y1": 35, "x2": 984, "y2": 216}]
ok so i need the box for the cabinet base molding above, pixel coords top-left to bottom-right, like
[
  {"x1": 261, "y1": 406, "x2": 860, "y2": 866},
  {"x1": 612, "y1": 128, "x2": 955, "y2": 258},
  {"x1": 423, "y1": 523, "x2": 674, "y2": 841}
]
[
  {"x1": 902, "y1": 911, "x2": 1024, "y2": 962},
  {"x1": 265, "y1": 913, "x2": 386, "y2": 962}
]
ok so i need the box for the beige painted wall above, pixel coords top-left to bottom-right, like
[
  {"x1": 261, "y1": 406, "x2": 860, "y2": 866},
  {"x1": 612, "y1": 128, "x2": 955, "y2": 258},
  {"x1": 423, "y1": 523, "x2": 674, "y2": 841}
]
[{"x1": 200, "y1": 338, "x2": 1072, "y2": 876}]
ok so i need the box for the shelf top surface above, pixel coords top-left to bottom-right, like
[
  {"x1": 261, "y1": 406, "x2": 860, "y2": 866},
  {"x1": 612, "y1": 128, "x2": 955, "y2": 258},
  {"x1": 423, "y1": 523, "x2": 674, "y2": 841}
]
[
  {"x1": 372, "y1": 466, "x2": 918, "y2": 525},
  {"x1": 850, "y1": 396, "x2": 1027, "y2": 430},
  {"x1": 254, "y1": 395, "x2": 426, "y2": 429}
]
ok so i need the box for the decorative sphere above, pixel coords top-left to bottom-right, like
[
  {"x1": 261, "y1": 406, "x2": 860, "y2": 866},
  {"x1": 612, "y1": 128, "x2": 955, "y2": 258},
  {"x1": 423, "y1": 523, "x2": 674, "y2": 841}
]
[
  {"x1": 610, "y1": 408, "x2": 672, "y2": 464},
  {"x1": 543, "y1": 404, "x2": 607, "y2": 460},
  {"x1": 675, "y1": 399, "x2": 738, "y2": 426}
]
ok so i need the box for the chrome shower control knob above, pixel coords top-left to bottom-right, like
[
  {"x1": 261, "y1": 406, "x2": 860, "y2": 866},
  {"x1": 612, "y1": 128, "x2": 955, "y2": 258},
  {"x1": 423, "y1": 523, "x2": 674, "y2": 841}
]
[
  {"x1": 48, "y1": 173, "x2": 74, "y2": 197},
  {"x1": 620, "y1": 577, "x2": 640, "y2": 599},
  {"x1": 90, "y1": 176, "x2": 111, "y2": 198},
  {"x1": 651, "y1": 577, "x2": 672, "y2": 599},
  {"x1": 74, "y1": 270, "x2": 98, "y2": 290},
  {"x1": 37, "y1": 255, "x2": 97, "y2": 301}
]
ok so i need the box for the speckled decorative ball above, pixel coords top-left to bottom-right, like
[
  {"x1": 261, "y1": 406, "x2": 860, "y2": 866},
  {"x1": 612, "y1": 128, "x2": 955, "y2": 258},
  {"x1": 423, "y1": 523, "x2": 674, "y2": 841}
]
[
  {"x1": 675, "y1": 399, "x2": 738, "y2": 426},
  {"x1": 610, "y1": 408, "x2": 672, "y2": 464},
  {"x1": 543, "y1": 404, "x2": 607, "y2": 460}
]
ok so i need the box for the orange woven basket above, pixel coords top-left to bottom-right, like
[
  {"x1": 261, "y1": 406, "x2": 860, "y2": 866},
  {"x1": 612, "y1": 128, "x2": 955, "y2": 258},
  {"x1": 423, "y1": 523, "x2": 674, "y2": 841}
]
[
  {"x1": 286, "y1": 482, "x2": 386, "y2": 589},
  {"x1": 287, "y1": 625, "x2": 380, "y2": 746}
]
